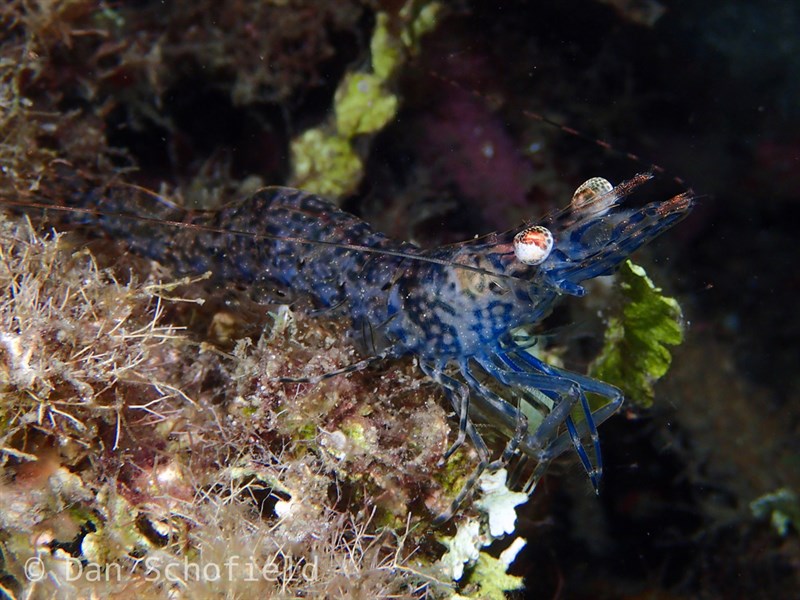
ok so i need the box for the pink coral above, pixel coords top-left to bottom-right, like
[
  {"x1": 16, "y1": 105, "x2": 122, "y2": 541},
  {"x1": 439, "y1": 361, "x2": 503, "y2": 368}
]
[{"x1": 417, "y1": 86, "x2": 534, "y2": 230}]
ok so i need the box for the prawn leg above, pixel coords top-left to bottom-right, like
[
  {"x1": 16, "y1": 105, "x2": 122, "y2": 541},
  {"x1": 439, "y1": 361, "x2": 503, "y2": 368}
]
[{"x1": 476, "y1": 353, "x2": 603, "y2": 490}]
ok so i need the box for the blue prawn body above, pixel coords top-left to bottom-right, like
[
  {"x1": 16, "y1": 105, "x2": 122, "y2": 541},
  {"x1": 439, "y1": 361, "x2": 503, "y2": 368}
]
[
  {"x1": 367, "y1": 175, "x2": 692, "y2": 493},
  {"x1": 380, "y1": 176, "x2": 690, "y2": 364},
  {"x1": 385, "y1": 238, "x2": 557, "y2": 359},
  {"x1": 56, "y1": 173, "x2": 692, "y2": 517}
]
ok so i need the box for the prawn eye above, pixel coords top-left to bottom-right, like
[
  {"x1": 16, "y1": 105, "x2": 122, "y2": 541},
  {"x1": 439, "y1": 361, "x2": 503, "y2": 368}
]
[
  {"x1": 513, "y1": 225, "x2": 553, "y2": 265},
  {"x1": 571, "y1": 177, "x2": 615, "y2": 211}
]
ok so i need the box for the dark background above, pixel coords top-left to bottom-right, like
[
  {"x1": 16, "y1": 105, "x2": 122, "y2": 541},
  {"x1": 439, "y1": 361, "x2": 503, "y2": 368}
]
[{"x1": 368, "y1": 2, "x2": 800, "y2": 596}]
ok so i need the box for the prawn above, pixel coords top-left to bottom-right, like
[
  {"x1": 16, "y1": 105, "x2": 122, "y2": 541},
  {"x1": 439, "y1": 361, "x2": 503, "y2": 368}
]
[{"x1": 8, "y1": 168, "x2": 693, "y2": 522}]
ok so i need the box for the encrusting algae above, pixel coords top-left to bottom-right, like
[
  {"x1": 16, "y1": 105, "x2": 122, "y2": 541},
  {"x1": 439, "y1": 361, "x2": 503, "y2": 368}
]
[{"x1": 0, "y1": 214, "x2": 471, "y2": 597}]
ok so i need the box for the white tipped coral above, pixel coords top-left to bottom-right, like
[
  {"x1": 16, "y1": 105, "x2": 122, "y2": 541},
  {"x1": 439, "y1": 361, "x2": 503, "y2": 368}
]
[{"x1": 475, "y1": 469, "x2": 529, "y2": 538}]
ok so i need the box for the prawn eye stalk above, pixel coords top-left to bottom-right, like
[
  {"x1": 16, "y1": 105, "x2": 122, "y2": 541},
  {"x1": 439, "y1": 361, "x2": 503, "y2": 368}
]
[
  {"x1": 513, "y1": 226, "x2": 553, "y2": 265},
  {"x1": 571, "y1": 176, "x2": 616, "y2": 214},
  {"x1": 11, "y1": 171, "x2": 694, "y2": 523}
]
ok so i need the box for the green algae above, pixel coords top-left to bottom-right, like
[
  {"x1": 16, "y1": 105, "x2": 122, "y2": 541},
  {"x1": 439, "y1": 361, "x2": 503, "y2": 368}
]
[
  {"x1": 590, "y1": 260, "x2": 685, "y2": 408},
  {"x1": 464, "y1": 552, "x2": 525, "y2": 599},
  {"x1": 400, "y1": 2, "x2": 442, "y2": 51},
  {"x1": 289, "y1": 1, "x2": 441, "y2": 197},
  {"x1": 370, "y1": 12, "x2": 404, "y2": 80},
  {"x1": 335, "y1": 73, "x2": 399, "y2": 137},
  {"x1": 290, "y1": 129, "x2": 364, "y2": 198},
  {"x1": 751, "y1": 488, "x2": 799, "y2": 536}
]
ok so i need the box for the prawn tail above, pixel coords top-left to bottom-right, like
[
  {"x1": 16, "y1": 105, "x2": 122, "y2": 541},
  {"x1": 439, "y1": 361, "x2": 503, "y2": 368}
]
[{"x1": 5, "y1": 173, "x2": 194, "y2": 261}]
